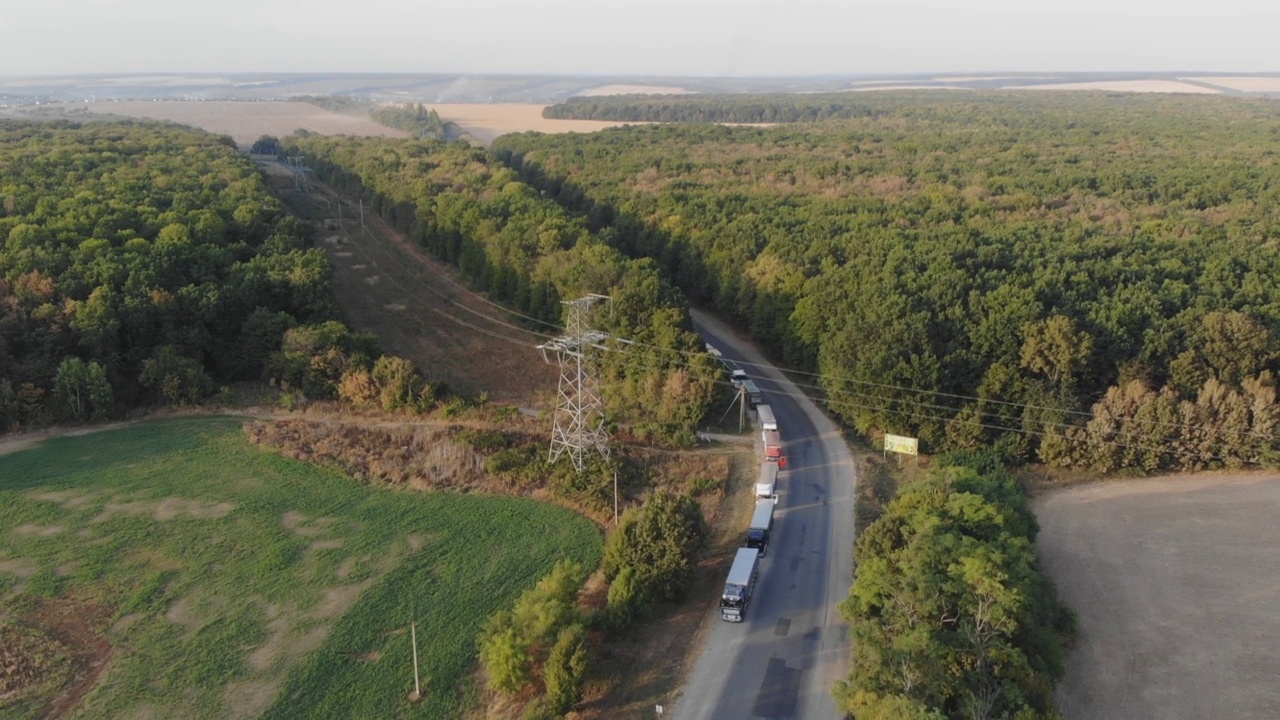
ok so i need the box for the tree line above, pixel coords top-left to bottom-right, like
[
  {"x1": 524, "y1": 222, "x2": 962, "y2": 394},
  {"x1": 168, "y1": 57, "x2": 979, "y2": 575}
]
[
  {"x1": 837, "y1": 450, "x2": 1073, "y2": 719},
  {"x1": 495, "y1": 93, "x2": 1280, "y2": 470},
  {"x1": 542, "y1": 92, "x2": 903, "y2": 123},
  {"x1": 278, "y1": 133, "x2": 723, "y2": 442},
  {"x1": 295, "y1": 96, "x2": 459, "y2": 139}
]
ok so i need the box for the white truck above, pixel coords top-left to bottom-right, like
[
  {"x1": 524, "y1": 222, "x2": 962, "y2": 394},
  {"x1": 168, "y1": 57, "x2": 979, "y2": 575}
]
[
  {"x1": 756, "y1": 404, "x2": 777, "y2": 431},
  {"x1": 720, "y1": 547, "x2": 761, "y2": 622},
  {"x1": 756, "y1": 461, "x2": 778, "y2": 499}
]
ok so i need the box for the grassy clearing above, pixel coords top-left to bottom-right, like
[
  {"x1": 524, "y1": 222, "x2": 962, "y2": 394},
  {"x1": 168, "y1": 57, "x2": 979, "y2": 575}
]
[{"x1": 0, "y1": 417, "x2": 601, "y2": 719}]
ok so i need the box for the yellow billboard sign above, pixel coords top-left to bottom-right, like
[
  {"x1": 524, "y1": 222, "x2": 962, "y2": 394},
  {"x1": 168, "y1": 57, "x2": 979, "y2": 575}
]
[{"x1": 884, "y1": 433, "x2": 919, "y2": 456}]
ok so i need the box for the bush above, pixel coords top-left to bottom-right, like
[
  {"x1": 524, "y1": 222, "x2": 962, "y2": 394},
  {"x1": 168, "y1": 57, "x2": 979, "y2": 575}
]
[
  {"x1": 478, "y1": 623, "x2": 531, "y2": 696},
  {"x1": 139, "y1": 346, "x2": 212, "y2": 407},
  {"x1": 602, "y1": 491, "x2": 708, "y2": 602},
  {"x1": 543, "y1": 623, "x2": 588, "y2": 715},
  {"x1": 604, "y1": 565, "x2": 645, "y2": 631}
]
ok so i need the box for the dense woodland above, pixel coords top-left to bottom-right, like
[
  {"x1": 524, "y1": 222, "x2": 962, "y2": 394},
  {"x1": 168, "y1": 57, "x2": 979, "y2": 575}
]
[
  {"x1": 543, "y1": 92, "x2": 911, "y2": 123},
  {"x1": 0, "y1": 121, "x2": 350, "y2": 429},
  {"x1": 496, "y1": 93, "x2": 1280, "y2": 470},
  {"x1": 278, "y1": 133, "x2": 722, "y2": 439},
  {"x1": 838, "y1": 450, "x2": 1071, "y2": 719}
]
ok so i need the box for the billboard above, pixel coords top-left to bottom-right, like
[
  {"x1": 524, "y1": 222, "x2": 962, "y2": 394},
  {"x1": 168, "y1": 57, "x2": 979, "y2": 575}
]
[{"x1": 883, "y1": 433, "x2": 919, "y2": 456}]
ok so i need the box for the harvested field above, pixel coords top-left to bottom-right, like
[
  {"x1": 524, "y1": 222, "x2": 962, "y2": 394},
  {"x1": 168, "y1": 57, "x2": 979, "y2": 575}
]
[
  {"x1": 1034, "y1": 473, "x2": 1280, "y2": 720},
  {"x1": 72, "y1": 101, "x2": 406, "y2": 145},
  {"x1": 1009, "y1": 80, "x2": 1220, "y2": 94},
  {"x1": 429, "y1": 103, "x2": 635, "y2": 144},
  {"x1": 1186, "y1": 75, "x2": 1280, "y2": 92}
]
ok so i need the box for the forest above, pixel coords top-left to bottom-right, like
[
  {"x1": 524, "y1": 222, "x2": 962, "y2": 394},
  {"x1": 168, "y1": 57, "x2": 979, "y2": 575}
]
[
  {"x1": 540, "y1": 91, "x2": 986, "y2": 123},
  {"x1": 497, "y1": 92, "x2": 1280, "y2": 470},
  {"x1": 0, "y1": 120, "x2": 352, "y2": 429},
  {"x1": 277, "y1": 133, "x2": 722, "y2": 440}
]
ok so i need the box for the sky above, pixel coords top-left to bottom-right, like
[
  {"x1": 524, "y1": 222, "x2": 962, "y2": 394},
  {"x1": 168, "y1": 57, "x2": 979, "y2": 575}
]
[{"x1": 1, "y1": 0, "x2": 1277, "y2": 77}]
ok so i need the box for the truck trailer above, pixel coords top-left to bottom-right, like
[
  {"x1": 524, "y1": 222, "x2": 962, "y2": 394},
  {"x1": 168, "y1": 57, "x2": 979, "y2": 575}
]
[
  {"x1": 756, "y1": 461, "x2": 778, "y2": 498},
  {"x1": 720, "y1": 547, "x2": 761, "y2": 622},
  {"x1": 743, "y1": 379, "x2": 762, "y2": 408},
  {"x1": 747, "y1": 498, "x2": 775, "y2": 556},
  {"x1": 763, "y1": 429, "x2": 782, "y2": 462},
  {"x1": 756, "y1": 403, "x2": 777, "y2": 431}
]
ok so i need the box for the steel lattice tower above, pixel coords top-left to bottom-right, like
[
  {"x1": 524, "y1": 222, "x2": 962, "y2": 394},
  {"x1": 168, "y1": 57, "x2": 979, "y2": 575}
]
[{"x1": 538, "y1": 294, "x2": 612, "y2": 471}]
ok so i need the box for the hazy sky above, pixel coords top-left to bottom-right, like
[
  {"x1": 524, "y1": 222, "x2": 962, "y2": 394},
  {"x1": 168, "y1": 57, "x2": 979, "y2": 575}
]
[{"x1": 1, "y1": 0, "x2": 1276, "y2": 77}]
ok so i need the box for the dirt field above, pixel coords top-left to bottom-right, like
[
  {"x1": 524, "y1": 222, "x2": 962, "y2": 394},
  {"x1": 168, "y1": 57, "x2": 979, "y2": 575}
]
[
  {"x1": 71, "y1": 101, "x2": 406, "y2": 145},
  {"x1": 1185, "y1": 76, "x2": 1280, "y2": 92},
  {"x1": 1034, "y1": 473, "x2": 1280, "y2": 720},
  {"x1": 429, "y1": 103, "x2": 635, "y2": 144},
  {"x1": 1010, "y1": 80, "x2": 1220, "y2": 94}
]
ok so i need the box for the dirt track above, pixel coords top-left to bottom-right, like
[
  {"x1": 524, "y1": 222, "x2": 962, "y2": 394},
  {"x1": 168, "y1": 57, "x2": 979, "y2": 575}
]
[{"x1": 1034, "y1": 473, "x2": 1280, "y2": 720}]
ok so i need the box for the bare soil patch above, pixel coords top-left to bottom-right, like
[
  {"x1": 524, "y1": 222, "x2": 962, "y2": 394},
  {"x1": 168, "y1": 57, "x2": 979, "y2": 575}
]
[
  {"x1": 15, "y1": 597, "x2": 114, "y2": 720},
  {"x1": 1034, "y1": 473, "x2": 1280, "y2": 719},
  {"x1": 69, "y1": 101, "x2": 406, "y2": 146}
]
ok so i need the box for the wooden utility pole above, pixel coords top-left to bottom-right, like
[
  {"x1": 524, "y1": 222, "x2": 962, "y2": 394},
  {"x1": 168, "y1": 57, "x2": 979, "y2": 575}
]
[
  {"x1": 738, "y1": 384, "x2": 746, "y2": 433},
  {"x1": 411, "y1": 621, "x2": 421, "y2": 698},
  {"x1": 613, "y1": 470, "x2": 619, "y2": 526}
]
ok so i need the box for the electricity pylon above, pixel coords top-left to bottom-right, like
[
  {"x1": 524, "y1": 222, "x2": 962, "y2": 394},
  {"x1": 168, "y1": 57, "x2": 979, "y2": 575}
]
[{"x1": 538, "y1": 294, "x2": 613, "y2": 471}]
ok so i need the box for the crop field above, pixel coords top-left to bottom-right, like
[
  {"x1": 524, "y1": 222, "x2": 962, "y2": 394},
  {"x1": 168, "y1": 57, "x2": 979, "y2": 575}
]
[
  {"x1": 72, "y1": 101, "x2": 407, "y2": 146},
  {"x1": 0, "y1": 417, "x2": 601, "y2": 719},
  {"x1": 1034, "y1": 474, "x2": 1280, "y2": 719}
]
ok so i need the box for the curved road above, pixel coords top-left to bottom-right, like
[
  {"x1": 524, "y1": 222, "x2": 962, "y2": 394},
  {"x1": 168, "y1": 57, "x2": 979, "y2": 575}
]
[{"x1": 673, "y1": 311, "x2": 856, "y2": 720}]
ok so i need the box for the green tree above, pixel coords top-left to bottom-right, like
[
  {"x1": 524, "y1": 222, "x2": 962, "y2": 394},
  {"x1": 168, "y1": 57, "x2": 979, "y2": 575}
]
[
  {"x1": 543, "y1": 623, "x2": 588, "y2": 715},
  {"x1": 602, "y1": 492, "x2": 708, "y2": 602},
  {"x1": 54, "y1": 357, "x2": 112, "y2": 421},
  {"x1": 1020, "y1": 315, "x2": 1093, "y2": 390}
]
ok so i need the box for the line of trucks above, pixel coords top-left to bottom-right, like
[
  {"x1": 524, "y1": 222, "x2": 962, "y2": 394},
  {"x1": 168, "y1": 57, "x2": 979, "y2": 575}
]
[{"x1": 720, "y1": 399, "x2": 783, "y2": 623}]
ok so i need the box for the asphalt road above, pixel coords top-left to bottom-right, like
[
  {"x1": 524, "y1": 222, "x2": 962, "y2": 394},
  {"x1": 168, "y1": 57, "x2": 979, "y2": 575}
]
[{"x1": 672, "y1": 310, "x2": 856, "y2": 720}]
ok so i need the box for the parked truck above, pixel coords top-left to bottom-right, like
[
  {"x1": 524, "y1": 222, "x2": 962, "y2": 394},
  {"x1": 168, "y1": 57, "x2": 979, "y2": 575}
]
[
  {"x1": 743, "y1": 379, "x2": 762, "y2": 408},
  {"x1": 720, "y1": 547, "x2": 761, "y2": 622},
  {"x1": 747, "y1": 498, "x2": 775, "y2": 556},
  {"x1": 756, "y1": 461, "x2": 778, "y2": 499},
  {"x1": 756, "y1": 403, "x2": 776, "y2": 431},
  {"x1": 763, "y1": 429, "x2": 783, "y2": 462}
]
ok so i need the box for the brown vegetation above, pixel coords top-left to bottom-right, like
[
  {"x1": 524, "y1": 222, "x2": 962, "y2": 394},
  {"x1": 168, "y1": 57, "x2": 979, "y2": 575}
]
[{"x1": 1, "y1": 598, "x2": 113, "y2": 720}]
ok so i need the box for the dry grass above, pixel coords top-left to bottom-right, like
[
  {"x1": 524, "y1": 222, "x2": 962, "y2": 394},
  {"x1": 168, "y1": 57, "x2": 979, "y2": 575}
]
[
  {"x1": 71, "y1": 101, "x2": 406, "y2": 145},
  {"x1": 261, "y1": 164, "x2": 557, "y2": 405}
]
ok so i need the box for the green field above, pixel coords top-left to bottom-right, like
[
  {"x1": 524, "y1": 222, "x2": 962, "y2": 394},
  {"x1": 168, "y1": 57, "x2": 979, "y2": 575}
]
[{"x1": 0, "y1": 417, "x2": 602, "y2": 719}]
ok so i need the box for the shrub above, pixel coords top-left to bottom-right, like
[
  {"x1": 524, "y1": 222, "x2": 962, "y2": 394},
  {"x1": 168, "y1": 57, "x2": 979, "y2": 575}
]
[{"x1": 543, "y1": 623, "x2": 588, "y2": 715}]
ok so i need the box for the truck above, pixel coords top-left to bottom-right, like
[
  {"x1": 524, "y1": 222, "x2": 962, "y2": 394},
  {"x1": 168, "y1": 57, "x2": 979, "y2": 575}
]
[
  {"x1": 747, "y1": 498, "x2": 775, "y2": 556},
  {"x1": 720, "y1": 547, "x2": 761, "y2": 622},
  {"x1": 743, "y1": 379, "x2": 762, "y2": 408},
  {"x1": 756, "y1": 460, "x2": 778, "y2": 499},
  {"x1": 763, "y1": 429, "x2": 783, "y2": 462},
  {"x1": 756, "y1": 404, "x2": 777, "y2": 431}
]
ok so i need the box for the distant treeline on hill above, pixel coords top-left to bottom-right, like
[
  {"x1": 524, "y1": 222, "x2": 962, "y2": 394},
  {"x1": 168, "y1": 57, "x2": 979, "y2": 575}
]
[
  {"x1": 296, "y1": 96, "x2": 459, "y2": 139},
  {"x1": 542, "y1": 92, "x2": 905, "y2": 123}
]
